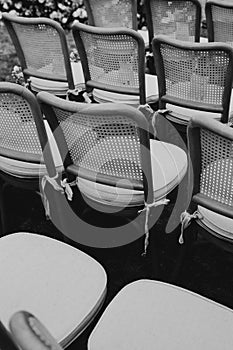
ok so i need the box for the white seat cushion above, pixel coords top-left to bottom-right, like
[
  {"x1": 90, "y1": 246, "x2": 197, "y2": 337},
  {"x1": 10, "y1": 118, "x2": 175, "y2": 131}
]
[
  {"x1": 93, "y1": 74, "x2": 158, "y2": 106},
  {"x1": 138, "y1": 29, "x2": 149, "y2": 47},
  {"x1": 0, "y1": 120, "x2": 63, "y2": 178},
  {"x1": 165, "y1": 83, "x2": 233, "y2": 125},
  {"x1": 0, "y1": 232, "x2": 107, "y2": 348},
  {"x1": 88, "y1": 279, "x2": 233, "y2": 350},
  {"x1": 198, "y1": 205, "x2": 233, "y2": 239},
  {"x1": 30, "y1": 61, "x2": 85, "y2": 95},
  {"x1": 78, "y1": 139, "x2": 187, "y2": 207}
]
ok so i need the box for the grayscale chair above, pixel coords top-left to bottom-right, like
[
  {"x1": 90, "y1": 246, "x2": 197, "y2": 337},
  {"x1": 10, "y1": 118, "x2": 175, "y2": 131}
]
[
  {"x1": 2, "y1": 13, "x2": 84, "y2": 97},
  {"x1": 0, "y1": 82, "x2": 62, "y2": 234},
  {"x1": 83, "y1": 0, "x2": 149, "y2": 47},
  {"x1": 10, "y1": 278, "x2": 233, "y2": 350},
  {"x1": 206, "y1": 0, "x2": 233, "y2": 47},
  {"x1": 0, "y1": 232, "x2": 107, "y2": 348},
  {"x1": 72, "y1": 22, "x2": 158, "y2": 106},
  {"x1": 37, "y1": 92, "x2": 187, "y2": 258},
  {"x1": 144, "y1": 0, "x2": 203, "y2": 47},
  {"x1": 152, "y1": 34, "x2": 233, "y2": 136},
  {"x1": 178, "y1": 115, "x2": 233, "y2": 256}
]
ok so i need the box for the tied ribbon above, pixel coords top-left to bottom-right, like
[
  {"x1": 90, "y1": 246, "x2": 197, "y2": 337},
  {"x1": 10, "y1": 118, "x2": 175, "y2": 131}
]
[
  {"x1": 66, "y1": 88, "x2": 92, "y2": 103},
  {"x1": 41, "y1": 175, "x2": 78, "y2": 218},
  {"x1": 138, "y1": 104, "x2": 157, "y2": 138},
  {"x1": 41, "y1": 173, "x2": 64, "y2": 218},
  {"x1": 151, "y1": 109, "x2": 171, "y2": 138},
  {"x1": 60, "y1": 178, "x2": 78, "y2": 201},
  {"x1": 179, "y1": 210, "x2": 203, "y2": 244},
  {"x1": 138, "y1": 198, "x2": 170, "y2": 256}
]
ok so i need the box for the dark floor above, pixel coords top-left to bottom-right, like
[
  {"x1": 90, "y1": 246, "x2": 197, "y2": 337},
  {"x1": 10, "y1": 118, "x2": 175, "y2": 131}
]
[{"x1": 2, "y1": 183, "x2": 233, "y2": 349}]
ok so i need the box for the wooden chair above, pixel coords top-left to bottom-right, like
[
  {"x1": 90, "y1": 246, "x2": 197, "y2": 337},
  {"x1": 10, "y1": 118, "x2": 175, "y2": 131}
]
[
  {"x1": 206, "y1": 0, "x2": 233, "y2": 47},
  {"x1": 144, "y1": 0, "x2": 203, "y2": 47},
  {"x1": 2, "y1": 13, "x2": 84, "y2": 97},
  {"x1": 72, "y1": 22, "x2": 158, "y2": 107},
  {"x1": 0, "y1": 232, "x2": 107, "y2": 348},
  {"x1": 83, "y1": 0, "x2": 149, "y2": 47},
  {"x1": 152, "y1": 34, "x2": 233, "y2": 137},
  {"x1": 0, "y1": 82, "x2": 62, "y2": 234},
  {"x1": 37, "y1": 92, "x2": 187, "y2": 258},
  {"x1": 178, "y1": 115, "x2": 233, "y2": 253}
]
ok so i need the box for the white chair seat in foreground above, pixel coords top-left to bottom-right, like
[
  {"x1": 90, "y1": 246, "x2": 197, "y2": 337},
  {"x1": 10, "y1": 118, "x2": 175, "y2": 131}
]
[
  {"x1": 88, "y1": 279, "x2": 233, "y2": 350},
  {"x1": 0, "y1": 232, "x2": 107, "y2": 348}
]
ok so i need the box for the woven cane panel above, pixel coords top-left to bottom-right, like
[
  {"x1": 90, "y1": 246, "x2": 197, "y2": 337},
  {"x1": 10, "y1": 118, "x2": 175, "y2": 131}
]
[
  {"x1": 150, "y1": 0, "x2": 197, "y2": 41},
  {"x1": 211, "y1": 5, "x2": 233, "y2": 47},
  {"x1": 87, "y1": 0, "x2": 133, "y2": 28},
  {"x1": 161, "y1": 43, "x2": 229, "y2": 104},
  {"x1": 12, "y1": 22, "x2": 66, "y2": 77},
  {"x1": 53, "y1": 106, "x2": 143, "y2": 181},
  {"x1": 80, "y1": 31, "x2": 139, "y2": 88},
  {"x1": 200, "y1": 129, "x2": 233, "y2": 207},
  {"x1": 0, "y1": 93, "x2": 42, "y2": 155}
]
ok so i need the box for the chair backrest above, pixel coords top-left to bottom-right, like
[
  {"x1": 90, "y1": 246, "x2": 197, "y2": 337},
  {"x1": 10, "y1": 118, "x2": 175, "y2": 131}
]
[
  {"x1": 152, "y1": 35, "x2": 233, "y2": 123},
  {"x1": 144, "y1": 0, "x2": 202, "y2": 46},
  {"x1": 72, "y1": 22, "x2": 146, "y2": 104},
  {"x1": 37, "y1": 91, "x2": 154, "y2": 204},
  {"x1": 84, "y1": 0, "x2": 138, "y2": 29},
  {"x1": 2, "y1": 13, "x2": 75, "y2": 90},
  {"x1": 187, "y1": 115, "x2": 233, "y2": 219},
  {"x1": 0, "y1": 82, "x2": 56, "y2": 177},
  {"x1": 206, "y1": 0, "x2": 233, "y2": 47}
]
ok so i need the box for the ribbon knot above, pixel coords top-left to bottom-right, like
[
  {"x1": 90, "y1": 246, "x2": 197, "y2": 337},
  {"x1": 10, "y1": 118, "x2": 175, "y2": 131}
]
[
  {"x1": 138, "y1": 198, "x2": 170, "y2": 256},
  {"x1": 60, "y1": 178, "x2": 78, "y2": 201},
  {"x1": 179, "y1": 210, "x2": 203, "y2": 244},
  {"x1": 41, "y1": 173, "x2": 64, "y2": 218}
]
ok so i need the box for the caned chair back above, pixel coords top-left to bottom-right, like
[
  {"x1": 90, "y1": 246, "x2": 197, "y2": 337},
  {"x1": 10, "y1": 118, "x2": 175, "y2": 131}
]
[
  {"x1": 0, "y1": 82, "x2": 56, "y2": 178},
  {"x1": 144, "y1": 0, "x2": 202, "y2": 46},
  {"x1": 188, "y1": 116, "x2": 233, "y2": 219},
  {"x1": 84, "y1": 0, "x2": 138, "y2": 29},
  {"x1": 72, "y1": 22, "x2": 147, "y2": 104},
  {"x1": 152, "y1": 35, "x2": 233, "y2": 123},
  {"x1": 37, "y1": 92, "x2": 154, "y2": 205},
  {"x1": 206, "y1": 0, "x2": 233, "y2": 47},
  {"x1": 2, "y1": 14, "x2": 75, "y2": 91}
]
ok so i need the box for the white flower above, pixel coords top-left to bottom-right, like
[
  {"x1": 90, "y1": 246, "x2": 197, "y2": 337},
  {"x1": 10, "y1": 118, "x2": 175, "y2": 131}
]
[{"x1": 14, "y1": 2, "x2": 22, "y2": 9}]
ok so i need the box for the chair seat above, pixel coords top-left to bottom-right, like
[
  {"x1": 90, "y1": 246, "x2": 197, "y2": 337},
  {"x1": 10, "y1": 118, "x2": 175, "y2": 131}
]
[
  {"x1": 165, "y1": 84, "x2": 233, "y2": 125},
  {"x1": 0, "y1": 232, "x2": 107, "y2": 348},
  {"x1": 88, "y1": 279, "x2": 233, "y2": 350},
  {"x1": 30, "y1": 61, "x2": 85, "y2": 95},
  {"x1": 93, "y1": 74, "x2": 158, "y2": 105},
  {"x1": 138, "y1": 29, "x2": 149, "y2": 47},
  {"x1": 197, "y1": 205, "x2": 233, "y2": 239},
  {"x1": 0, "y1": 121, "x2": 63, "y2": 178},
  {"x1": 78, "y1": 139, "x2": 187, "y2": 207}
]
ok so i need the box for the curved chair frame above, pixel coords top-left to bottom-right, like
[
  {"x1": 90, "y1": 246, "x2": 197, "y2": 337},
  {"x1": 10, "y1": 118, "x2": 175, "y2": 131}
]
[
  {"x1": 84, "y1": 0, "x2": 138, "y2": 29},
  {"x1": 145, "y1": 0, "x2": 202, "y2": 48},
  {"x1": 152, "y1": 35, "x2": 233, "y2": 128},
  {"x1": 0, "y1": 82, "x2": 57, "y2": 234},
  {"x1": 2, "y1": 13, "x2": 75, "y2": 90},
  {"x1": 206, "y1": 0, "x2": 233, "y2": 46},
  {"x1": 72, "y1": 22, "x2": 147, "y2": 104}
]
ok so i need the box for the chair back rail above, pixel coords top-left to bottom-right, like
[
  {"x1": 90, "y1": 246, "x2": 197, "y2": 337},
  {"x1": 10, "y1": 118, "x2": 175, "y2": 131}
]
[
  {"x1": 72, "y1": 22, "x2": 146, "y2": 104},
  {"x1": 152, "y1": 35, "x2": 233, "y2": 123},
  {"x1": 2, "y1": 13, "x2": 75, "y2": 89},
  {"x1": 84, "y1": 0, "x2": 138, "y2": 29}
]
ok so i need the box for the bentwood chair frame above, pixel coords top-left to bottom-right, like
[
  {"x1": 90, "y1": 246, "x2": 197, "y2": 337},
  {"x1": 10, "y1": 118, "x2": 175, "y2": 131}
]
[
  {"x1": 84, "y1": 0, "x2": 138, "y2": 29},
  {"x1": 183, "y1": 116, "x2": 233, "y2": 250},
  {"x1": 72, "y1": 22, "x2": 148, "y2": 105},
  {"x1": 206, "y1": 0, "x2": 233, "y2": 47},
  {"x1": 0, "y1": 82, "x2": 58, "y2": 234},
  {"x1": 2, "y1": 13, "x2": 75, "y2": 94},
  {"x1": 144, "y1": 0, "x2": 202, "y2": 48},
  {"x1": 152, "y1": 35, "x2": 233, "y2": 138}
]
